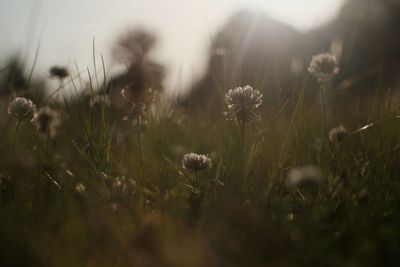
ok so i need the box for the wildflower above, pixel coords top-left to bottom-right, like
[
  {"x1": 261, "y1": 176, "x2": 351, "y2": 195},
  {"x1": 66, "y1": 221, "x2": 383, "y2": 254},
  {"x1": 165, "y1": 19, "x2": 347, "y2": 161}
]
[
  {"x1": 7, "y1": 97, "x2": 36, "y2": 122},
  {"x1": 224, "y1": 85, "x2": 263, "y2": 125},
  {"x1": 75, "y1": 182, "x2": 86, "y2": 194},
  {"x1": 329, "y1": 125, "x2": 348, "y2": 143},
  {"x1": 308, "y1": 53, "x2": 339, "y2": 83},
  {"x1": 286, "y1": 165, "x2": 323, "y2": 189},
  {"x1": 49, "y1": 66, "x2": 69, "y2": 79},
  {"x1": 182, "y1": 153, "x2": 212, "y2": 172},
  {"x1": 34, "y1": 106, "x2": 61, "y2": 138}
]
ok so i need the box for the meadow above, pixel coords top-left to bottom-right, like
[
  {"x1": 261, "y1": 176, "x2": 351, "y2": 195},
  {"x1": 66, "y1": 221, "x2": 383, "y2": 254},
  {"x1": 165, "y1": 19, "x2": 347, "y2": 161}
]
[{"x1": 1, "y1": 53, "x2": 400, "y2": 267}]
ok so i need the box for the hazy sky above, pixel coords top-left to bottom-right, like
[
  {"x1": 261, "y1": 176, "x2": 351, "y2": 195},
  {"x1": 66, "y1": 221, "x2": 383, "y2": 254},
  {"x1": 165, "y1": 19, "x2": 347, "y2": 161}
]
[{"x1": 0, "y1": 0, "x2": 345, "y2": 92}]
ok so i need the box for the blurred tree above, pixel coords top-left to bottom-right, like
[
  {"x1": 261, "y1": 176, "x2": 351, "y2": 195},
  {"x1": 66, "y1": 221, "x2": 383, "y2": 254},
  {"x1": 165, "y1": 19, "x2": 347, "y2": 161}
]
[
  {"x1": 0, "y1": 56, "x2": 28, "y2": 95},
  {"x1": 108, "y1": 29, "x2": 165, "y2": 108},
  {"x1": 0, "y1": 55, "x2": 46, "y2": 102}
]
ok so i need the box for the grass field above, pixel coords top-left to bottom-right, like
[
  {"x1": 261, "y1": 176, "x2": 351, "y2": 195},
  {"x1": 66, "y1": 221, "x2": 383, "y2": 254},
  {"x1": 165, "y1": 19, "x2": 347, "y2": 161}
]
[{"x1": 1, "y1": 55, "x2": 400, "y2": 267}]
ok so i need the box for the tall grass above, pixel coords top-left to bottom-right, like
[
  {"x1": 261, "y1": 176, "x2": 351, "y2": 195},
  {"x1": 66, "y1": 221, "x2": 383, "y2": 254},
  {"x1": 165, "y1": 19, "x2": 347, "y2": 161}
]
[{"x1": 1, "y1": 59, "x2": 400, "y2": 267}]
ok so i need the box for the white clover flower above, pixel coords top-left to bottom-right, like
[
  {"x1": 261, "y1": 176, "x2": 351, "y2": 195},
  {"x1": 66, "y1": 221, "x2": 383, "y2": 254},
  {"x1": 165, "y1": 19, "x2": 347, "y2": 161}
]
[
  {"x1": 75, "y1": 182, "x2": 86, "y2": 194},
  {"x1": 34, "y1": 106, "x2": 61, "y2": 138},
  {"x1": 224, "y1": 85, "x2": 263, "y2": 125},
  {"x1": 328, "y1": 125, "x2": 349, "y2": 143},
  {"x1": 7, "y1": 97, "x2": 36, "y2": 122},
  {"x1": 286, "y1": 165, "x2": 323, "y2": 189},
  {"x1": 182, "y1": 153, "x2": 212, "y2": 172},
  {"x1": 308, "y1": 53, "x2": 339, "y2": 83}
]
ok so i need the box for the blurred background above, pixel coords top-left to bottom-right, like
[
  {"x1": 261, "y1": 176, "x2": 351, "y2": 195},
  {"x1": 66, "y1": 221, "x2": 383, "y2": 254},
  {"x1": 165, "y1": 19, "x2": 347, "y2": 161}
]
[
  {"x1": 1, "y1": 0, "x2": 400, "y2": 109},
  {"x1": 1, "y1": 0, "x2": 345, "y2": 93}
]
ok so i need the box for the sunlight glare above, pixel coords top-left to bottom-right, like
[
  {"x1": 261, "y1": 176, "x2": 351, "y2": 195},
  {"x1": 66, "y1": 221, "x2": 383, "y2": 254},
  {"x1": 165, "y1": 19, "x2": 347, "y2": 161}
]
[{"x1": 248, "y1": 0, "x2": 346, "y2": 30}]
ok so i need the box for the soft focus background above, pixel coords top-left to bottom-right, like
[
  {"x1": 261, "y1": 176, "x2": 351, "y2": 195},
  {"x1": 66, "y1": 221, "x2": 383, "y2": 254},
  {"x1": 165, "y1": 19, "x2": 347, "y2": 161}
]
[
  {"x1": 0, "y1": 0, "x2": 345, "y2": 92},
  {"x1": 1, "y1": 0, "x2": 400, "y2": 266}
]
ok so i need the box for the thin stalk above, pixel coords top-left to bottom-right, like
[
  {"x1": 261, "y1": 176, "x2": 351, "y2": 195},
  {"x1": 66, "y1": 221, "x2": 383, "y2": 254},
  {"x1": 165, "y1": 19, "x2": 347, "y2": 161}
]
[
  {"x1": 320, "y1": 83, "x2": 328, "y2": 139},
  {"x1": 136, "y1": 115, "x2": 145, "y2": 183},
  {"x1": 58, "y1": 78, "x2": 64, "y2": 92},
  {"x1": 13, "y1": 120, "x2": 21, "y2": 155},
  {"x1": 240, "y1": 111, "x2": 246, "y2": 152},
  {"x1": 240, "y1": 107, "x2": 247, "y2": 168},
  {"x1": 45, "y1": 136, "x2": 50, "y2": 160},
  {"x1": 195, "y1": 171, "x2": 199, "y2": 187}
]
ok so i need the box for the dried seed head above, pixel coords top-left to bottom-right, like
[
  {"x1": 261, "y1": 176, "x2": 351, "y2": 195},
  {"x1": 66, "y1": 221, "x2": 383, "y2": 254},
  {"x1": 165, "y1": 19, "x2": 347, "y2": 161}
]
[
  {"x1": 7, "y1": 97, "x2": 36, "y2": 122},
  {"x1": 34, "y1": 106, "x2": 61, "y2": 138}
]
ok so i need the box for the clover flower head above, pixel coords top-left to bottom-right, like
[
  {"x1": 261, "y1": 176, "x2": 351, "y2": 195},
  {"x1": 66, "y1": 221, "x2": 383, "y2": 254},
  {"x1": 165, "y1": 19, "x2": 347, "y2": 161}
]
[
  {"x1": 182, "y1": 153, "x2": 212, "y2": 172},
  {"x1": 329, "y1": 125, "x2": 349, "y2": 143},
  {"x1": 308, "y1": 53, "x2": 339, "y2": 83},
  {"x1": 224, "y1": 85, "x2": 263, "y2": 124},
  {"x1": 7, "y1": 97, "x2": 36, "y2": 122},
  {"x1": 34, "y1": 106, "x2": 61, "y2": 138},
  {"x1": 286, "y1": 165, "x2": 323, "y2": 189}
]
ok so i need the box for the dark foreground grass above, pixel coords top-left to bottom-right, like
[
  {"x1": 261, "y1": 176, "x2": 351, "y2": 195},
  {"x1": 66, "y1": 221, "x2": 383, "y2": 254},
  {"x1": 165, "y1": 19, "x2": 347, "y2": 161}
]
[{"x1": 1, "y1": 75, "x2": 400, "y2": 267}]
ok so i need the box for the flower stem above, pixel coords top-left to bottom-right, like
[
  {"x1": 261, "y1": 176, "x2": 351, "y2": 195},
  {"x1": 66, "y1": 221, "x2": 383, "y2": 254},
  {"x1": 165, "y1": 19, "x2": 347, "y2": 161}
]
[
  {"x1": 136, "y1": 115, "x2": 145, "y2": 183},
  {"x1": 13, "y1": 120, "x2": 21, "y2": 155},
  {"x1": 319, "y1": 84, "x2": 328, "y2": 139}
]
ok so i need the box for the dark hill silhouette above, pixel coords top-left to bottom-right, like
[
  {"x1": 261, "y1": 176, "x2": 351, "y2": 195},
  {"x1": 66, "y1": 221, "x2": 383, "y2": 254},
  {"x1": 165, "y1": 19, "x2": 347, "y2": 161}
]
[
  {"x1": 183, "y1": 10, "x2": 305, "y2": 112},
  {"x1": 183, "y1": 0, "x2": 400, "y2": 112},
  {"x1": 317, "y1": 0, "x2": 400, "y2": 93}
]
